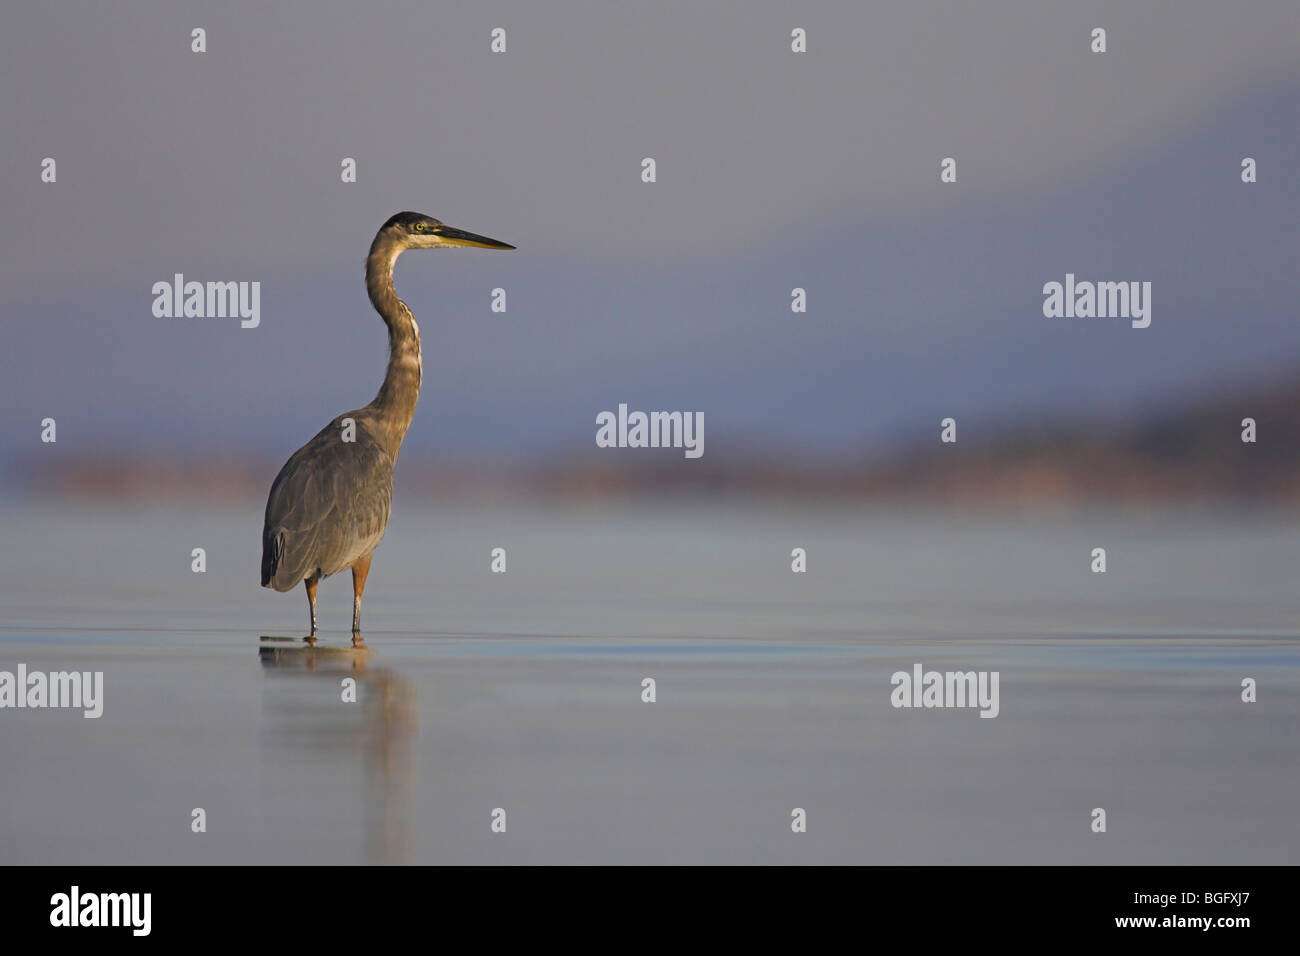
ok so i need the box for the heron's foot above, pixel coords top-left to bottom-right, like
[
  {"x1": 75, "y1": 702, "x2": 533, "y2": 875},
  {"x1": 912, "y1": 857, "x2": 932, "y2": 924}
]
[
  {"x1": 351, "y1": 632, "x2": 365, "y2": 648},
  {"x1": 303, "y1": 634, "x2": 318, "y2": 646}
]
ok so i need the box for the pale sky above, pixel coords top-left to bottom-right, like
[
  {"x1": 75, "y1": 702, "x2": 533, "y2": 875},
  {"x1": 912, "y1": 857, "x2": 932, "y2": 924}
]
[{"x1": 1, "y1": 0, "x2": 1297, "y2": 468}]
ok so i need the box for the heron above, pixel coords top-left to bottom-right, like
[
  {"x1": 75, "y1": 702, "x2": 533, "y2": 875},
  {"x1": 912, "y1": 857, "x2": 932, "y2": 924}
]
[{"x1": 261, "y1": 211, "x2": 514, "y2": 643}]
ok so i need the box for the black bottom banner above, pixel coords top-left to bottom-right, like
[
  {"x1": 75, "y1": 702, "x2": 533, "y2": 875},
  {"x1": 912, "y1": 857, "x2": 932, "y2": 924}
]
[{"x1": 1, "y1": 865, "x2": 1285, "y2": 942}]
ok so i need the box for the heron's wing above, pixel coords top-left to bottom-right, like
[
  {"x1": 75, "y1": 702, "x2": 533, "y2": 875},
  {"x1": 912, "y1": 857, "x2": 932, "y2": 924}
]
[{"x1": 260, "y1": 420, "x2": 394, "y2": 590}]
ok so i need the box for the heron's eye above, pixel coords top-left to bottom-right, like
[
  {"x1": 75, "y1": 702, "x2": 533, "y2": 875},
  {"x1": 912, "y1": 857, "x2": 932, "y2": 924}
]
[{"x1": 414, "y1": 222, "x2": 426, "y2": 233}]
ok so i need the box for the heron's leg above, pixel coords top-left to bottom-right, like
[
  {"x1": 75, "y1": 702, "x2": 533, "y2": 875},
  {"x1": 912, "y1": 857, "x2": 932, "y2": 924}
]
[
  {"x1": 303, "y1": 575, "x2": 319, "y2": 644},
  {"x1": 351, "y1": 553, "x2": 372, "y2": 644}
]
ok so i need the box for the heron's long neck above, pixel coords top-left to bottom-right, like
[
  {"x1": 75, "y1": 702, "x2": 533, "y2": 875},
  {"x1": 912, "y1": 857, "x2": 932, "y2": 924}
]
[{"x1": 366, "y1": 239, "x2": 422, "y2": 453}]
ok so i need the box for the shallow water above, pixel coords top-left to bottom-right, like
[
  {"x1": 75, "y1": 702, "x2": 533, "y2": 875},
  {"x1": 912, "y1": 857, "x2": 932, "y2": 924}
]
[{"x1": 1, "y1": 499, "x2": 1297, "y2": 864}]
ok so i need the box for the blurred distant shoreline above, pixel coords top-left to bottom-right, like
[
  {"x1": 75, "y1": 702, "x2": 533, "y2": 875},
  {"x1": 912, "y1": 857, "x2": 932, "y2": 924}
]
[{"x1": 11, "y1": 373, "x2": 1300, "y2": 507}]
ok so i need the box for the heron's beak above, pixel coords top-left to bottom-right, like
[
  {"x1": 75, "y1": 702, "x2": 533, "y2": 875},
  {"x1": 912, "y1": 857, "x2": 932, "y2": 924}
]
[{"x1": 438, "y1": 225, "x2": 515, "y2": 250}]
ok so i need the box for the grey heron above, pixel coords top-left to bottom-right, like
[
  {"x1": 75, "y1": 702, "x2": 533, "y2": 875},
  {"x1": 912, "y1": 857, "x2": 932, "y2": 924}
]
[{"x1": 261, "y1": 211, "x2": 514, "y2": 643}]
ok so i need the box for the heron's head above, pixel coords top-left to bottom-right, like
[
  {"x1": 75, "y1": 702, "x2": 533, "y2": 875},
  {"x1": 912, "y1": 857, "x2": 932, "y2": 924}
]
[{"x1": 381, "y1": 211, "x2": 515, "y2": 251}]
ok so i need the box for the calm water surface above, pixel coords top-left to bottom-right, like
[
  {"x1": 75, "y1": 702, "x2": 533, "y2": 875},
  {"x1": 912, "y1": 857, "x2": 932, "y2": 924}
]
[{"x1": 1, "y1": 499, "x2": 1297, "y2": 864}]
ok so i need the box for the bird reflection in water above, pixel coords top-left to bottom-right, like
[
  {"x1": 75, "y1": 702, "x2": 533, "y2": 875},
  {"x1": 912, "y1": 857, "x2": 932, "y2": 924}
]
[{"x1": 258, "y1": 637, "x2": 418, "y2": 864}]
